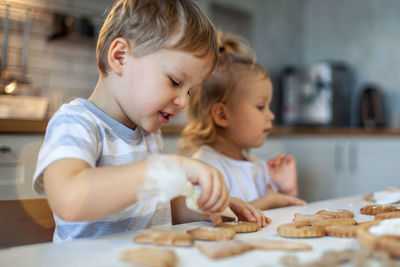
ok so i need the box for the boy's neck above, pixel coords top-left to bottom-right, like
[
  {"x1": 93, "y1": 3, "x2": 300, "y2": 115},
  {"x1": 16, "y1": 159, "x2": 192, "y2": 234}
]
[
  {"x1": 89, "y1": 77, "x2": 137, "y2": 130},
  {"x1": 210, "y1": 137, "x2": 247, "y2": 161}
]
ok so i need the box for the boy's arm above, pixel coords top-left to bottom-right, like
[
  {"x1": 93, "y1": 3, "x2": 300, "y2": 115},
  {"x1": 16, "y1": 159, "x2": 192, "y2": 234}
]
[
  {"x1": 44, "y1": 158, "x2": 148, "y2": 221},
  {"x1": 44, "y1": 154, "x2": 231, "y2": 222}
]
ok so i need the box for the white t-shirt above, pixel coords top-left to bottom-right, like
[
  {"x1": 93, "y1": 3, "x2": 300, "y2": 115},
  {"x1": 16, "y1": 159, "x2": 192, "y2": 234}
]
[
  {"x1": 192, "y1": 145, "x2": 276, "y2": 202},
  {"x1": 33, "y1": 98, "x2": 170, "y2": 242}
]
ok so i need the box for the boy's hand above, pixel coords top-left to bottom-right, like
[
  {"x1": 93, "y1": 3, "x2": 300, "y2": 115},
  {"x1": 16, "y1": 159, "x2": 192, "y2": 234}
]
[
  {"x1": 229, "y1": 197, "x2": 271, "y2": 227},
  {"x1": 210, "y1": 197, "x2": 271, "y2": 227},
  {"x1": 267, "y1": 154, "x2": 298, "y2": 196},
  {"x1": 177, "y1": 156, "x2": 230, "y2": 214}
]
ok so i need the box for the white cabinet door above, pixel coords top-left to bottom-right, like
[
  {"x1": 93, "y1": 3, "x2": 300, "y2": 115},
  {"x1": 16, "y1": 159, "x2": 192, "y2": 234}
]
[
  {"x1": 252, "y1": 137, "x2": 285, "y2": 161},
  {"x1": 282, "y1": 137, "x2": 400, "y2": 201},
  {"x1": 346, "y1": 137, "x2": 400, "y2": 195},
  {"x1": 283, "y1": 137, "x2": 341, "y2": 202},
  {"x1": 0, "y1": 134, "x2": 44, "y2": 199},
  {"x1": 239, "y1": 136, "x2": 341, "y2": 202}
]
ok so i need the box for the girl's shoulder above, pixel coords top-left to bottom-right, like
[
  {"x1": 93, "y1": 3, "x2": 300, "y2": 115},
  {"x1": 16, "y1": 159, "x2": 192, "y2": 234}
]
[{"x1": 193, "y1": 145, "x2": 220, "y2": 159}]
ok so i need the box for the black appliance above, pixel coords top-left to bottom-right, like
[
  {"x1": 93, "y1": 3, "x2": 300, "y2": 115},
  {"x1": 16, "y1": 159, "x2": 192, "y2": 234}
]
[
  {"x1": 360, "y1": 85, "x2": 385, "y2": 130},
  {"x1": 279, "y1": 61, "x2": 354, "y2": 127}
]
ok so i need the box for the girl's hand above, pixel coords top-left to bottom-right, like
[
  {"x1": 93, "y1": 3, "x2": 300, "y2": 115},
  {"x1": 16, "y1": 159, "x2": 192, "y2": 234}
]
[
  {"x1": 210, "y1": 197, "x2": 271, "y2": 227},
  {"x1": 173, "y1": 155, "x2": 230, "y2": 214},
  {"x1": 267, "y1": 154, "x2": 298, "y2": 196},
  {"x1": 265, "y1": 190, "x2": 306, "y2": 208}
]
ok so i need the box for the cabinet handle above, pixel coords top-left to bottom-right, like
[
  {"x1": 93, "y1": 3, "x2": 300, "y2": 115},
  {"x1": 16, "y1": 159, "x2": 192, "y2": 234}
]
[
  {"x1": 0, "y1": 146, "x2": 11, "y2": 153},
  {"x1": 334, "y1": 143, "x2": 344, "y2": 173},
  {"x1": 349, "y1": 143, "x2": 358, "y2": 174}
]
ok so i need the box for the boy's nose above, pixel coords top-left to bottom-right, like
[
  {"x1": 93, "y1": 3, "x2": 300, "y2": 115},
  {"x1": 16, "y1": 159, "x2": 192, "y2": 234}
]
[{"x1": 173, "y1": 92, "x2": 188, "y2": 108}]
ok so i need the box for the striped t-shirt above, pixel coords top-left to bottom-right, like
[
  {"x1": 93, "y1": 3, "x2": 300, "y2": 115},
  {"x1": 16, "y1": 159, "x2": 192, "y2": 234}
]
[{"x1": 33, "y1": 98, "x2": 171, "y2": 242}]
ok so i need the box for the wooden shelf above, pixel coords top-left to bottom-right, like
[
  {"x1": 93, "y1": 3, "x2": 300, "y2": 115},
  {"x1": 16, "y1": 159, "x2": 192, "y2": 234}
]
[
  {"x1": 0, "y1": 118, "x2": 49, "y2": 134},
  {"x1": 2, "y1": 118, "x2": 400, "y2": 136}
]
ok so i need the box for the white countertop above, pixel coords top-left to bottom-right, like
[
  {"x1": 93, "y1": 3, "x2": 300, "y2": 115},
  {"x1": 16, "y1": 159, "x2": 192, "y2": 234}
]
[{"x1": 0, "y1": 194, "x2": 394, "y2": 267}]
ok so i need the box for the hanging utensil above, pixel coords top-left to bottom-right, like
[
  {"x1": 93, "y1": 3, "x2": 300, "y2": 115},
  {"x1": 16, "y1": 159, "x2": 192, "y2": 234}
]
[
  {"x1": 1, "y1": 4, "x2": 10, "y2": 94},
  {"x1": 22, "y1": 9, "x2": 30, "y2": 74},
  {"x1": 1, "y1": 4, "x2": 9, "y2": 72}
]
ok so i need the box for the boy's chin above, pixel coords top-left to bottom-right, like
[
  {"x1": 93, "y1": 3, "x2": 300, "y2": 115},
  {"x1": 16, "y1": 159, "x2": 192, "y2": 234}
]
[
  {"x1": 144, "y1": 125, "x2": 162, "y2": 133},
  {"x1": 138, "y1": 121, "x2": 162, "y2": 133}
]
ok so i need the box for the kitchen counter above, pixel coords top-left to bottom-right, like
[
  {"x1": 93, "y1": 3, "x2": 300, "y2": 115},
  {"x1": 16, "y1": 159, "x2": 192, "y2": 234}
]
[
  {"x1": 2, "y1": 118, "x2": 400, "y2": 136},
  {"x1": 0, "y1": 194, "x2": 396, "y2": 267},
  {"x1": 0, "y1": 118, "x2": 49, "y2": 134}
]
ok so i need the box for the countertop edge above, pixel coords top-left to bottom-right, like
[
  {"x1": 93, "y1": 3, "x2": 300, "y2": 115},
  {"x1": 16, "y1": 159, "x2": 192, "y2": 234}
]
[
  {"x1": 0, "y1": 118, "x2": 50, "y2": 134},
  {"x1": 2, "y1": 119, "x2": 400, "y2": 136}
]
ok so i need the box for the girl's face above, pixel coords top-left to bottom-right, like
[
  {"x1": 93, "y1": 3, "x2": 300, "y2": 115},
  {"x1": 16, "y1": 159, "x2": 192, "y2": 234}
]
[
  {"x1": 225, "y1": 71, "x2": 275, "y2": 150},
  {"x1": 116, "y1": 48, "x2": 213, "y2": 132}
]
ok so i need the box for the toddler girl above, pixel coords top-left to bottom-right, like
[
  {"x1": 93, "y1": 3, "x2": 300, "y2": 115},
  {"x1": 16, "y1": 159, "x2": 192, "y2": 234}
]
[{"x1": 179, "y1": 32, "x2": 306, "y2": 210}]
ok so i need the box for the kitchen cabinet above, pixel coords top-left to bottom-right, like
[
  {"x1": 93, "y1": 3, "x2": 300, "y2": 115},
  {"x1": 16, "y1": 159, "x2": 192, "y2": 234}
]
[
  {"x1": 342, "y1": 137, "x2": 400, "y2": 196},
  {"x1": 253, "y1": 137, "x2": 340, "y2": 202},
  {"x1": 263, "y1": 136, "x2": 400, "y2": 202},
  {"x1": 0, "y1": 134, "x2": 44, "y2": 199},
  {"x1": 281, "y1": 137, "x2": 340, "y2": 202}
]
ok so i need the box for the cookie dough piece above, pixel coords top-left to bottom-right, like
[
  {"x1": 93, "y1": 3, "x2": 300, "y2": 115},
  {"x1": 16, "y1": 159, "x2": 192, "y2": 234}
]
[
  {"x1": 196, "y1": 239, "x2": 253, "y2": 259},
  {"x1": 325, "y1": 225, "x2": 358, "y2": 237},
  {"x1": 316, "y1": 209, "x2": 354, "y2": 219},
  {"x1": 216, "y1": 221, "x2": 261, "y2": 233},
  {"x1": 360, "y1": 204, "x2": 399, "y2": 215},
  {"x1": 243, "y1": 239, "x2": 311, "y2": 251},
  {"x1": 187, "y1": 227, "x2": 236, "y2": 241},
  {"x1": 120, "y1": 247, "x2": 177, "y2": 267},
  {"x1": 277, "y1": 223, "x2": 325, "y2": 238},
  {"x1": 357, "y1": 221, "x2": 378, "y2": 227},
  {"x1": 375, "y1": 211, "x2": 400, "y2": 221},
  {"x1": 312, "y1": 218, "x2": 357, "y2": 227},
  {"x1": 293, "y1": 213, "x2": 331, "y2": 225},
  {"x1": 134, "y1": 230, "x2": 193, "y2": 247}
]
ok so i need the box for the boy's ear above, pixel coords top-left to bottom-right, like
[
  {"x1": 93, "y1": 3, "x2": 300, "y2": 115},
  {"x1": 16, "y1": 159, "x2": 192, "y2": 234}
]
[
  {"x1": 108, "y1": 37, "x2": 131, "y2": 75},
  {"x1": 211, "y1": 103, "x2": 229, "y2": 128}
]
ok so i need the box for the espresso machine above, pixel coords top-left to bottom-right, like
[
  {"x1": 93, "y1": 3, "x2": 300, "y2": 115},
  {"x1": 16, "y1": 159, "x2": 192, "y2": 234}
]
[{"x1": 280, "y1": 61, "x2": 354, "y2": 127}]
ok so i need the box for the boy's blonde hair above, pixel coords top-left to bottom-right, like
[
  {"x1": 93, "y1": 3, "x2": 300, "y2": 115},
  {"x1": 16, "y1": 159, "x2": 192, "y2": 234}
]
[
  {"x1": 97, "y1": 0, "x2": 218, "y2": 75},
  {"x1": 179, "y1": 32, "x2": 270, "y2": 156}
]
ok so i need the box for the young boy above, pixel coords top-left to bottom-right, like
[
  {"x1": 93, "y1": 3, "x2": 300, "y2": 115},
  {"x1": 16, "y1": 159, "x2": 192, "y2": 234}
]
[{"x1": 33, "y1": 0, "x2": 267, "y2": 242}]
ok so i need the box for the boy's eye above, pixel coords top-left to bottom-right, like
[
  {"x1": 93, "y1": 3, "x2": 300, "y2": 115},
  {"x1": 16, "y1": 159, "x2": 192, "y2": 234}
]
[
  {"x1": 170, "y1": 77, "x2": 181, "y2": 87},
  {"x1": 257, "y1": 105, "x2": 265, "y2": 111}
]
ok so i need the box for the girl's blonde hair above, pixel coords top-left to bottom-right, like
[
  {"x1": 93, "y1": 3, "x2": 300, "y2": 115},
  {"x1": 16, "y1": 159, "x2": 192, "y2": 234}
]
[
  {"x1": 179, "y1": 32, "x2": 269, "y2": 156},
  {"x1": 97, "y1": 0, "x2": 218, "y2": 75}
]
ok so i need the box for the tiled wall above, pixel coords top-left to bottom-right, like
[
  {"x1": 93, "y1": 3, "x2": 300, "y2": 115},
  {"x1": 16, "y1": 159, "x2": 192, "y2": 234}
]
[{"x1": 0, "y1": 0, "x2": 112, "y2": 113}]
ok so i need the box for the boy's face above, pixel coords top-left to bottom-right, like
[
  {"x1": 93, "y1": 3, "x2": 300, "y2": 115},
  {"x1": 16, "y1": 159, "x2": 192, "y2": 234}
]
[
  {"x1": 226, "y1": 73, "x2": 275, "y2": 149},
  {"x1": 117, "y1": 48, "x2": 213, "y2": 132}
]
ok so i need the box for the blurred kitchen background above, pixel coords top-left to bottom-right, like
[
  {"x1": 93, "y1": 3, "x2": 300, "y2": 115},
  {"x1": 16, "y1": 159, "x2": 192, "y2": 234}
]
[{"x1": 0, "y1": 0, "x2": 399, "y2": 201}]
